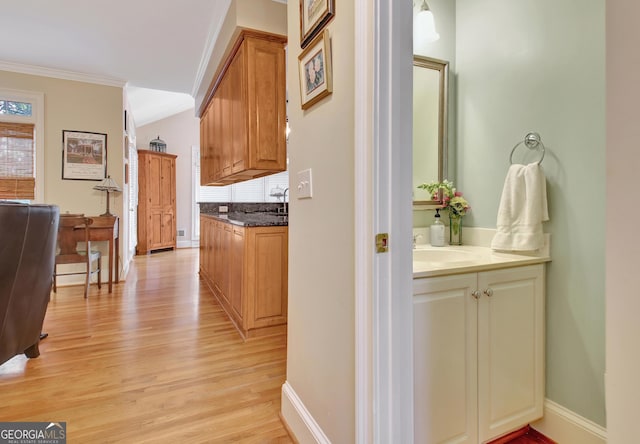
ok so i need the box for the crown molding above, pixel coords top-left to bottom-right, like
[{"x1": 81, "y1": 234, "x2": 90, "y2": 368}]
[
  {"x1": 191, "y1": 0, "x2": 232, "y2": 98},
  {"x1": 0, "y1": 60, "x2": 126, "y2": 88}
]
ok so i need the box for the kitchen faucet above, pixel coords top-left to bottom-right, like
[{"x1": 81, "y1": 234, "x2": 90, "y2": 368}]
[{"x1": 282, "y1": 188, "x2": 289, "y2": 215}]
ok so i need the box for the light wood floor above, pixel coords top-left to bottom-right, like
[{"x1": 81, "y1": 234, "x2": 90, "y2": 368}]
[{"x1": 0, "y1": 248, "x2": 292, "y2": 443}]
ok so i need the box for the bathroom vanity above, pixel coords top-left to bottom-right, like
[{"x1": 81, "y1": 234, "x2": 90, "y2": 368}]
[{"x1": 413, "y1": 242, "x2": 550, "y2": 443}]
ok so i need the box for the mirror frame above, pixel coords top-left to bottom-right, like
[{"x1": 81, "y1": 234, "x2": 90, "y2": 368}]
[{"x1": 413, "y1": 55, "x2": 449, "y2": 207}]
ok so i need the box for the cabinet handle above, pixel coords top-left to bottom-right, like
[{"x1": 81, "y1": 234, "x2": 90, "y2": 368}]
[
  {"x1": 484, "y1": 288, "x2": 494, "y2": 297},
  {"x1": 472, "y1": 290, "x2": 481, "y2": 299}
]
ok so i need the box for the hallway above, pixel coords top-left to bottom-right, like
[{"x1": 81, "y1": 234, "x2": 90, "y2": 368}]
[{"x1": 0, "y1": 248, "x2": 291, "y2": 443}]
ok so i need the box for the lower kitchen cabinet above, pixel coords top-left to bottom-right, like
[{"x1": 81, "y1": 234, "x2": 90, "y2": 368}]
[
  {"x1": 413, "y1": 264, "x2": 544, "y2": 443},
  {"x1": 200, "y1": 215, "x2": 288, "y2": 340}
]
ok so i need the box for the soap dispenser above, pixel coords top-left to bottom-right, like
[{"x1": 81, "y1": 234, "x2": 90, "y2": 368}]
[{"x1": 430, "y1": 208, "x2": 445, "y2": 247}]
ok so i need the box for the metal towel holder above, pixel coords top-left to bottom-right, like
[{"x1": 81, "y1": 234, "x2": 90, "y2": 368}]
[{"x1": 509, "y1": 132, "x2": 546, "y2": 165}]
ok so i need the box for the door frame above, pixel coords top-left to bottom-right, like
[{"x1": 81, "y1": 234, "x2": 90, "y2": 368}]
[{"x1": 355, "y1": 0, "x2": 414, "y2": 442}]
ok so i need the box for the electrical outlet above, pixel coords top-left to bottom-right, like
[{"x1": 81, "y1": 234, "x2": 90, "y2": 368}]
[
  {"x1": 219, "y1": 205, "x2": 228, "y2": 213},
  {"x1": 177, "y1": 229, "x2": 185, "y2": 237}
]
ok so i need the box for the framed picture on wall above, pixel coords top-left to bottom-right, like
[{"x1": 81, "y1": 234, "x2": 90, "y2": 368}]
[
  {"x1": 62, "y1": 130, "x2": 107, "y2": 181},
  {"x1": 298, "y1": 29, "x2": 333, "y2": 110},
  {"x1": 300, "y1": 0, "x2": 335, "y2": 48}
]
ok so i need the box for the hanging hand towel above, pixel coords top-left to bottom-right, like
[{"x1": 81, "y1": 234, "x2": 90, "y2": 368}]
[{"x1": 491, "y1": 162, "x2": 549, "y2": 251}]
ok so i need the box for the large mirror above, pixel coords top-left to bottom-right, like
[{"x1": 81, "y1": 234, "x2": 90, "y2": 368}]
[{"x1": 413, "y1": 56, "x2": 449, "y2": 205}]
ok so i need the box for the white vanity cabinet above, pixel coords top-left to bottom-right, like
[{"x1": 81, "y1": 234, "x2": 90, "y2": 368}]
[{"x1": 413, "y1": 264, "x2": 545, "y2": 444}]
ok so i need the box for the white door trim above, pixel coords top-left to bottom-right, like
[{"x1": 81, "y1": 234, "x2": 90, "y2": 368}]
[
  {"x1": 354, "y1": 0, "x2": 414, "y2": 442},
  {"x1": 354, "y1": 0, "x2": 374, "y2": 441}
]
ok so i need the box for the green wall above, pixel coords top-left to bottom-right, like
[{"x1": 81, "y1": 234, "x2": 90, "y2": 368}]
[
  {"x1": 414, "y1": 0, "x2": 606, "y2": 426},
  {"x1": 455, "y1": 0, "x2": 606, "y2": 425}
]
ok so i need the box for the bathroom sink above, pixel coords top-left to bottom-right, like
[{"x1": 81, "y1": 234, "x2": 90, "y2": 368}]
[
  {"x1": 413, "y1": 247, "x2": 477, "y2": 263},
  {"x1": 412, "y1": 243, "x2": 551, "y2": 278}
]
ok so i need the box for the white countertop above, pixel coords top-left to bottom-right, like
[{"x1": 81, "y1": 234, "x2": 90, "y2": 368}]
[{"x1": 412, "y1": 228, "x2": 551, "y2": 278}]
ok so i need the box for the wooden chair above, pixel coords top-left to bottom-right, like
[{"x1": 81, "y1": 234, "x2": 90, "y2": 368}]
[{"x1": 53, "y1": 215, "x2": 101, "y2": 298}]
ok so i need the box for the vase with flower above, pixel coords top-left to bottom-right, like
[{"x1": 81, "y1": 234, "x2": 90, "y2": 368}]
[{"x1": 417, "y1": 179, "x2": 471, "y2": 245}]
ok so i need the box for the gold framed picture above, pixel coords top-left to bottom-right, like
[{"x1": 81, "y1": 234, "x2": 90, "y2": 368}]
[
  {"x1": 298, "y1": 29, "x2": 333, "y2": 110},
  {"x1": 62, "y1": 130, "x2": 107, "y2": 181},
  {"x1": 300, "y1": 0, "x2": 335, "y2": 48}
]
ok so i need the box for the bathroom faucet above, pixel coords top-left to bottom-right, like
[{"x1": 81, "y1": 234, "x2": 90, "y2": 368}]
[{"x1": 413, "y1": 233, "x2": 423, "y2": 249}]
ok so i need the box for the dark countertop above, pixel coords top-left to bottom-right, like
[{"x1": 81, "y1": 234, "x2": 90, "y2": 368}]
[{"x1": 201, "y1": 212, "x2": 288, "y2": 227}]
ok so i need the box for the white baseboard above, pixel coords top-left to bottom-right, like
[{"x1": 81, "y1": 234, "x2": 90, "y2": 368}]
[
  {"x1": 532, "y1": 399, "x2": 607, "y2": 444},
  {"x1": 177, "y1": 240, "x2": 199, "y2": 249},
  {"x1": 281, "y1": 381, "x2": 331, "y2": 444}
]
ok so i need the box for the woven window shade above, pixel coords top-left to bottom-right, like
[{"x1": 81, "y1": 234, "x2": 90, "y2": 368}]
[{"x1": 0, "y1": 122, "x2": 35, "y2": 199}]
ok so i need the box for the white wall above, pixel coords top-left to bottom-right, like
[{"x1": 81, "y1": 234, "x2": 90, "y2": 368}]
[
  {"x1": 281, "y1": 1, "x2": 356, "y2": 443},
  {"x1": 136, "y1": 109, "x2": 199, "y2": 245},
  {"x1": 456, "y1": 0, "x2": 606, "y2": 426},
  {"x1": 606, "y1": 0, "x2": 640, "y2": 441}
]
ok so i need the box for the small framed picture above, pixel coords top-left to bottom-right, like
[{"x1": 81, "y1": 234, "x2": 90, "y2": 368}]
[
  {"x1": 298, "y1": 29, "x2": 333, "y2": 110},
  {"x1": 300, "y1": 0, "x2": 335, "y2": 48},
  {"x1": 62, "y1": 130, "x2": 107, "y2": 181}
]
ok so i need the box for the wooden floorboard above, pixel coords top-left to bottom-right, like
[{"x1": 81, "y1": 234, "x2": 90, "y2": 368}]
[{"x1": 0, "y1": 248, "x2": 292, "y2": 443}]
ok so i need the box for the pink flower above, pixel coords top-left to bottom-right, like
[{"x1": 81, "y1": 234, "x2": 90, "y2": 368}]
[{"x1": 454, "y1": 191, "x2": 463, "y2": 197}]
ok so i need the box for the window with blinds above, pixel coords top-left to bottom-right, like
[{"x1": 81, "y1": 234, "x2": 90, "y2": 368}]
[{"x1": 0, "y1": 122, "x2": 35, "y2": 199}]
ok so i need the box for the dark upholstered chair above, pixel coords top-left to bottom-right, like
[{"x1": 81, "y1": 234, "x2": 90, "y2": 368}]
[{"x1": 0, "y1": 202, "x2": 59, "y2": 366}]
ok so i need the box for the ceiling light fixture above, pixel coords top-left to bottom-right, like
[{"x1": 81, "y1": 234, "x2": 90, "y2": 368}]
[{"x1": 414, "y1": 0, "x2": 440, "y2": 45}]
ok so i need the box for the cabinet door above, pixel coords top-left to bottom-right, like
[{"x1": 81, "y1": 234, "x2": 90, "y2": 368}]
[
  {"x1": 211, "y1": 92, "x2": 222, "y2": 180},
  {"x1": 230, "y1": 45, "x2": 247, "y2": 174},
  {"x1": 213, "y1": 221, "x2": 223, "y2": 296},
  {"x1": 218, "y1": 223, "x2": 232, "y2": 304},
  {"x1": 148, "y1": 155, "x2": 162, "y2": 208},
  {"x1": 199, "y1": 216, "x2": 208, "y2": 277},
  {"x1": 413, "y1": 273, "x2": 479, "y2": 444},
  {"x1": 200, "y1": 108, "x2": 214, "y2": 186},
  {"x1": 220, "y1": 74, "x2": 232, "y2": 177},
  {"x1": 207, "y1": 219, "x2": 215, "y2": 286},
  {"x1": 245, "y1": 37, "x2": 286, "y2": 171},
  {"x1": 160, "y1": 157, "x2": 174, "y2": 208},
  {"x1": 199, "y1": 111, "x2": 207, "y2": 185},
  {"x1": 245, "y1": 227, "x2": 288, "y2": 330},
  {"x1": 161, "y1": 210, "x2": 174, "y2": 247},
  {"x1": 229, "y1": 226, "x2": 245, "y2": 322},
  {"x1": 477, "y1": 265, "x2": 544, "y2": 442},
  {"x1": 149, "y1": 209, "x2": 163, "y2": 249}
]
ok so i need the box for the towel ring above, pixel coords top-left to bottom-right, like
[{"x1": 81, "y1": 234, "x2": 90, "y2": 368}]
[{"x1": 509, "y1": 132, "x2": 546, "y2": 165}]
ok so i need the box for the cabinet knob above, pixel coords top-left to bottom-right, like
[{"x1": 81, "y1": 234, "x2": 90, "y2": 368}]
[
  {"x1": 484, "y1": 288, "x2": 494, "y2": 297},
  {"x1": 472, "y1": 290, "x2": 481, "y2": 299}
]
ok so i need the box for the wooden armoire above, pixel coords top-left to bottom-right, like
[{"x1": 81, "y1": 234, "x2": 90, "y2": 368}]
[{"x1": 136, "y1": 149, "x2": 177, "y2": 255}]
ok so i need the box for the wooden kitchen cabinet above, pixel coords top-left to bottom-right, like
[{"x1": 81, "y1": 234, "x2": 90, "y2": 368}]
[
  {"x1": 413, "y1": 264, "x2": 545, "y2": 443},
  {"x1": 199, "y1": 215, "x2": 288, "y2": 340},
  {"x1": 137, "y1": 150, "x2": 177, "y2": 255},
  {"x1": 199, "y1": 30, "x2": 287, "y2": 186}
]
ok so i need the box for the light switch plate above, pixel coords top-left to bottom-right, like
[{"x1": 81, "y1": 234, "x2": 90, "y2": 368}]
[{"x1": 296, "y1": 169, "x2": 313, "y2": 199}]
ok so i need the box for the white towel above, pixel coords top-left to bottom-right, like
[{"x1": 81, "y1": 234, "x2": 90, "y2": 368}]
[{"x1": 491, "y1": 163, "x2": 549, "y2": 251}]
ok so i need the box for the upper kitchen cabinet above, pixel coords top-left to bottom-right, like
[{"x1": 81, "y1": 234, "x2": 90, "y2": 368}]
[{"x1": 199, "y1": 30, "x2": 287, "y2": 186}]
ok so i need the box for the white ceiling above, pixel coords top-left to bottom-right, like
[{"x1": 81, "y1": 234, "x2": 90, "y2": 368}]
[{"x1": 0, "y1": 0, "x2": 233, "y2": 126}]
